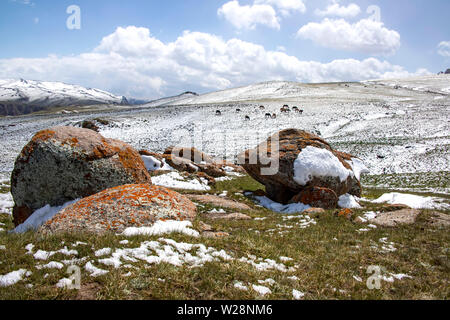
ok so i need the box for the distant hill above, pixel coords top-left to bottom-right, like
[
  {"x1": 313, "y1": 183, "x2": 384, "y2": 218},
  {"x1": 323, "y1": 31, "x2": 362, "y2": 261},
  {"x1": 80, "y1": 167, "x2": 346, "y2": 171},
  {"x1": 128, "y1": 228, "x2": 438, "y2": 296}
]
[
  {"x1": 0, "y1": 79, "x2": 128, "y2": 116},
  {"x1": 142, "y1": 91, "x2": 199, "y2": 107}
]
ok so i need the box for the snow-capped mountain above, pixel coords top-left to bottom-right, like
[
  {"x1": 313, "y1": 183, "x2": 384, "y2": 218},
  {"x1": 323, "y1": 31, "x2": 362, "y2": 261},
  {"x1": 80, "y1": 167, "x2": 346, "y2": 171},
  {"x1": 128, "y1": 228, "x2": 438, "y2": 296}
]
[{"x1": 0, "y1": 79, "x2": 128, "y2": 116}]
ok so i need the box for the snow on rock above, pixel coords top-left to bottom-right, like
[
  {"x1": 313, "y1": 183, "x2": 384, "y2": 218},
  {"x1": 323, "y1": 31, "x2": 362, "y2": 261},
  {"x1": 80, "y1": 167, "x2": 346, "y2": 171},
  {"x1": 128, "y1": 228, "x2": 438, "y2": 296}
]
[
  {"x1": 372, "y1": 192, "x2": 449, "y2": 210},
  {"x1": 293, "y1": 146, "x2": 353, "y2": 186},
  {"x1": 0, "y1": 269, "x2": 30, "y2": 287},
  {"x1": 338, "y1": 194, "x2": 362, "y2": 209},
  {"x1": 141, "y1": 155, "x2": 173, "y2": 172},
  {"x1": 254, "y1": 196, "x2": 310, "y2": 214},
  {"x1": 13, "y1": 199, "x2": 80, "y2": 233},
  {"x1": 122, "y1": 220, "x2": 200, "y2": 238},
  {"x1": 151, "y1": 172, "x2": 210, "y2": 191},
  {"x1": 345, "y1": 158, "x2": 370, "y2": 181}
]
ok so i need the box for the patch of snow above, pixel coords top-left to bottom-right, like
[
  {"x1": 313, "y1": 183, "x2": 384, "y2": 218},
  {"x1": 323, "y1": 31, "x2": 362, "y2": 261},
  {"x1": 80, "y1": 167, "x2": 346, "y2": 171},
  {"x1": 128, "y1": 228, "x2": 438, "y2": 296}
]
[
  {"x1": 234, "y1": 281, "x2": 248, "y2": 291},
  {"x1": 55, "y1": 278, "x2": 74, "y2": 289},
  {"x1": 36, "y1": 261, "x2": 64, "y2": 270},
  {"x1": 254, "y1": 196, "x2": 310, "y2": 214},
  {"x1": 345, "y1": 158, "x2": 370, "y2": 181},
  {"x1": 152, "y1": 172, "x2": 210, "y2": 191},
  {"x1": 252, "y1": 285, "x2": 272, "y2": 296},
  {"x1": 258, "y1": 278, "x2": 276, "y2": 286},
  {"x1": 0, "y1": 192, "x2": 13, "y2": 215},
  {"x1": 85, "y1": 261, "x2": 109, "y2": 277},
  {"x1": 13, "y1": 199, "x2": 80, "y2": 233},
  {"x1": 293, "y1": 146, "x2": 353, "y2": 185},
  {"x1": 372, "y1": 192, "x2": 449, "y2": 210},
  {"x1": 95, "y1": 248, "x2": 112, "y2": 257},
  {"x1": 338, "y1": 194, "x2": 362, "y2": 209},
  {"x1": 122, "y1": 220, "x2": 200, "y2": 238},
  {"x1": 292, "y1": 289, "x2": 305, "y2": 300},
  {"x1": 0, "y1": 269, "x2": 29, "y2": 287}
]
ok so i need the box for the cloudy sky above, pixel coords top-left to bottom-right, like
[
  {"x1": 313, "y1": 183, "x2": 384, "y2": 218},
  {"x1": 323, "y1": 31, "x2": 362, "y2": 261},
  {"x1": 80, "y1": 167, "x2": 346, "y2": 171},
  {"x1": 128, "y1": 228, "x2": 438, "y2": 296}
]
[{"x1": 1, "y1": 0, "x2": 449, "y2": 99}]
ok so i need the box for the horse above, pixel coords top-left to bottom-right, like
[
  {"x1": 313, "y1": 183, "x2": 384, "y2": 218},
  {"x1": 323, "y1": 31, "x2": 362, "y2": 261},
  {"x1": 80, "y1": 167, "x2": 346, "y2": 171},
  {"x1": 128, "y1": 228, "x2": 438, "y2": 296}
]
[
  {"x1": 245, "y1": 115, "x2": 250, "y2": 121},
  {"x1": 265, "y1": 113, "x2": 272, "y2": 119},
  {"x1": 216, "y1": 110, "x2": 222, "y2": 116}
]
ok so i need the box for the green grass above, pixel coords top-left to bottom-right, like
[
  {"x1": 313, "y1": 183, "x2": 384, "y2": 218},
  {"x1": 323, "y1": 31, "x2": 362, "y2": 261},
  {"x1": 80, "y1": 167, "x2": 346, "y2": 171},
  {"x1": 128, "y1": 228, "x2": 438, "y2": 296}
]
[{"x1": 0, "y1": 175, "x2": 449, "y2": 300}]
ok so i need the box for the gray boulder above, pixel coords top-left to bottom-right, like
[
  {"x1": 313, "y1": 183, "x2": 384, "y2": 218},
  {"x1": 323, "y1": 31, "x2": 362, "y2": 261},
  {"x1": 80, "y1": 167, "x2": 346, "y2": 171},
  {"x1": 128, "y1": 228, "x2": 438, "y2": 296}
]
[{"x1": 11, "y1": 126, "x2": 152, "y2": 226}]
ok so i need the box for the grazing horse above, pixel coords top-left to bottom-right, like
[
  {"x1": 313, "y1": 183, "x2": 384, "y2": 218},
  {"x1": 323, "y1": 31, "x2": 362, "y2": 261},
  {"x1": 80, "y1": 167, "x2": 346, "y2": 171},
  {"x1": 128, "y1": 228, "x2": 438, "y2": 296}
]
[
  {"x1": 259, "y1": 105, "x2": 265, "y2": 110},
  {"x1": 245, "y1": 115, "x2": 250, "y2": 121},
  {"x1": 271, "y1": 113, "x2": 277, "y2": 119},
  {"x1": 280, "y1": 106, "x2": 290, "y2": 113},
  {"x1": 265, "y1": 113, "x2": 272, "y2": 119},
  {"x1": 236, "y1": 108, "x2": 241, "y2": 113},
  {"x1": 216, "y1": 110, "x2": 222, "y2": 116}
]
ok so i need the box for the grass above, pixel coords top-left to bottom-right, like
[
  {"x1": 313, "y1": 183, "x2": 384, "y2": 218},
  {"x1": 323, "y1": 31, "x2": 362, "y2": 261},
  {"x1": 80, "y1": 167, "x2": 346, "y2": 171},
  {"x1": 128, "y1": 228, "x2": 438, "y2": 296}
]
[{"x1": 0, "y1": 175, "x2": 449, "y2": 300}]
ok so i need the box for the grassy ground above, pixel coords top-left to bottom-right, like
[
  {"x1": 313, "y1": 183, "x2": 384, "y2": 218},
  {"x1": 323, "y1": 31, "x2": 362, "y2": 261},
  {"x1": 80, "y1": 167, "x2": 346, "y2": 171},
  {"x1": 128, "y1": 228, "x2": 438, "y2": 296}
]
[{"x1": 0, "y1": 175, "x2": 449, "y2": 300}]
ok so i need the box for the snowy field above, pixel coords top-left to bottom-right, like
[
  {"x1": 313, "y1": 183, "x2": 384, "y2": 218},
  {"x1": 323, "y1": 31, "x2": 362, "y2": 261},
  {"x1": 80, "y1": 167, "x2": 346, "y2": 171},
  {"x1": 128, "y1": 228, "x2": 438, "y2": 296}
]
[{"x1": 0, "y1": 76, "x2": 449, "y2": 197}]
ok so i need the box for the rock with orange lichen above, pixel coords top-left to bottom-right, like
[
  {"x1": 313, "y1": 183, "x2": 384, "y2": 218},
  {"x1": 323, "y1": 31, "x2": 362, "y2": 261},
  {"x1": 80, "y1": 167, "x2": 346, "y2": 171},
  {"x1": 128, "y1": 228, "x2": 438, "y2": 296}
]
[
  {"x1": 11, "y1": 126, "x2": 151, "y2": 226},
  {"x1": 237, "y1": 129, "x2": 362, "y2": 205},
  {"x1": 40, "y1": 184, "x2": 196, "y2": 234}
]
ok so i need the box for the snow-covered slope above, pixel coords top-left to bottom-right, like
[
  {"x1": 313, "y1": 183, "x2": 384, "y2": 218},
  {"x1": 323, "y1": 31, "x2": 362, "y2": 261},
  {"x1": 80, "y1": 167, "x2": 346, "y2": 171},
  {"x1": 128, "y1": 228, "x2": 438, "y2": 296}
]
[
  {"x1": 0, "y1": 79, "x2": 127, "y2": 116},
  {"x1": 143, "y1": 91, "x2": 198, "y2": 107},
  {"x1": 366, "y1": 74, "x2": 450, "y2": 95},
  {"x1": 170, "y1": 76, "x2": 450, "y2": 106}
]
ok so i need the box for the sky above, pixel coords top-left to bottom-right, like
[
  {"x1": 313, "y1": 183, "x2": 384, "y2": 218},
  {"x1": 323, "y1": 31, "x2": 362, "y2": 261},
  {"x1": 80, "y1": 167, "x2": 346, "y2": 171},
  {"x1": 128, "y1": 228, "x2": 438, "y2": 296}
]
[{"x1": 0, "y1": 0, "x2": 449, "y2": 100}]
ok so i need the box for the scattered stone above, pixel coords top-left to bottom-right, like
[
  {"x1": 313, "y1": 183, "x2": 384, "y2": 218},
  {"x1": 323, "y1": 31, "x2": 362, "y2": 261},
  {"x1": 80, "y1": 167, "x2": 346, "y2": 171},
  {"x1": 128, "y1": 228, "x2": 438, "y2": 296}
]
[
  {"x1": 336, "y1": 208, "x2": 353, "y2": 220},
  {"x1": 207, "y1": 212, "x2": 252, "y2": 220},
  {"x1": 303, "y1": 207, "x2": 326, "y2": 217},
  {"x1": 198, "y1": 221, "x2": 214, "y2": 232},
  {"x1": 11, "y1": 126, "x2": 151, "y2": 226},
  {"x1": 202, "y1": 231, "x2": 230, "y2": 239},
  {"x1": 428, "y1": 212, "x2": 450, "y2": 228},
  {"x1": 187, "y1": 194, "x2": 251, "y2": 211},
  {"x1": 371, "y1": 209, "x2": 421, "y2": 227},
  {"x1": 40, "y1": 184, "x2": 196, "y2": 234}
]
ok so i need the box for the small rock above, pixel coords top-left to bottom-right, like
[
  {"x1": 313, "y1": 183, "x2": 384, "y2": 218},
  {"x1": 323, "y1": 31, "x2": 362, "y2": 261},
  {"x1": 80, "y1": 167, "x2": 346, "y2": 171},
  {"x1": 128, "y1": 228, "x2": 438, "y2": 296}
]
[
  {"x1": 336, "y1": 208, "x2": 353, "y2": 220},
  {"x1": 371, "y1": 209, "x2": 421, "y2": 227},
  {"x1": 198, "y1": 221, "x2": 214, "y2": 232},
  {"x1": 202, "y1": 231, "x2": 230, "y2": 239},
  {"x1": 303, "y1": 207, "x2": 325, "y2": 217},
  {"x1": 208, "y1": 212, "x2": 252, "y2": 220}
]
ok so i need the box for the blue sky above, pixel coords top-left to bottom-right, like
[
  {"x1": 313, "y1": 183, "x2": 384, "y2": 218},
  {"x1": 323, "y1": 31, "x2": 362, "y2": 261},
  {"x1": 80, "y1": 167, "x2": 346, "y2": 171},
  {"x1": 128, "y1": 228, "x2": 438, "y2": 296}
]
[{"x1": 0, "y1": 0, "x2": 449, "y2": 99}]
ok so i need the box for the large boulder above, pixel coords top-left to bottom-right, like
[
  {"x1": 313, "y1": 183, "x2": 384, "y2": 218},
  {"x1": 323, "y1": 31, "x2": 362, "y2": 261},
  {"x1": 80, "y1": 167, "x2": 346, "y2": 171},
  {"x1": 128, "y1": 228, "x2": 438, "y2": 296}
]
[
  {"x1": 238, "y1": 129, "x2": 366, "y2": 206},
  {"x1": 40, "y1": 184, "x2": 197, "y2": 234},
  {"x1": 11, "y1": 126, "x2": 152, "y2": 226}
]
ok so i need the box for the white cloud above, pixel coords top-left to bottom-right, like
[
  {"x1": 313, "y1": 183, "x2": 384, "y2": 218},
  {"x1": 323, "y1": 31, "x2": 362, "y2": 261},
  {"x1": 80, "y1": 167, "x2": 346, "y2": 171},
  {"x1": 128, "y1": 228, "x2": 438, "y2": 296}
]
[
  {"x1": 315, "y1": 2, "x2": 361, "y2": 18},
  {"x1": 297, "y1": 18, "x2": 401, "y2": 55},
  {"x1": 0, "y1": 26, "x2": 426, "y2": 99},
  {"x1": 255, "y1": 0, "x2": 306, "y2": 16},
  {"x1": 218, "y1": 0, "x2": 280, "y2": 30},
  {"x1": 437, "y1": 41, "x2": 450, "y2": 57}
]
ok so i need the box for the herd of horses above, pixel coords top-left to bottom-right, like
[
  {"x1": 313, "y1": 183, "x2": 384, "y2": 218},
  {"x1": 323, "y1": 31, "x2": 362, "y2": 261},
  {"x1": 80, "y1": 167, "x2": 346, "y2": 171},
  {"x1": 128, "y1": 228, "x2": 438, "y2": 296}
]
[{"x1": 215, "y1": 105, "x2": 304, "y2": 121}]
